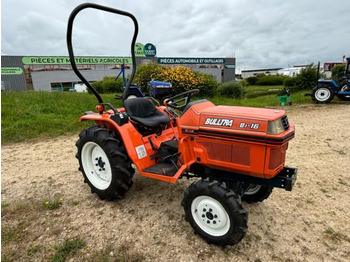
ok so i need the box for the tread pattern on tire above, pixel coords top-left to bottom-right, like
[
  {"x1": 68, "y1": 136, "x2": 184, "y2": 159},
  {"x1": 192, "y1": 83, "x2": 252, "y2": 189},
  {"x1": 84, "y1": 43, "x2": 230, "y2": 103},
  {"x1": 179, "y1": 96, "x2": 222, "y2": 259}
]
[
  {"x1": 181, "y1": 179, "x2": 248, "y2": 246},
  {"x1": 76, "y1": 125, "x2": 134, "y2": 200}
]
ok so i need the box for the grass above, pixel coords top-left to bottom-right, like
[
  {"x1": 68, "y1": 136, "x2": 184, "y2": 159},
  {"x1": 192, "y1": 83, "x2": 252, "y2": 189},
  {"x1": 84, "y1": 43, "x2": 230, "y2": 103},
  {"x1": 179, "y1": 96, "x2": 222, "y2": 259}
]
[
  {"x1": 1, "y1": 201, "x2": 43, "y2": 261},
  {"x1": 210, "y1": 89, "x2": 310, "y2": 107},
  {"x1": 1, "y1": 92, "x2": 121, "y2": 143},
  {"x1": 1, "y1": 87, "x2": 311, "y2": 143},
  {"x1": 88, "y1": 243, "x2": 145, "y2": 262},
  {"x1": 1, "y1": 198, "x2": 87, "y2": 262},
  {"x1": 324, "y1": 227, "x2": 350, "y2": 243},
  {"x1": 43, "y1": 197, "x2": 64, "y2": 210},
  {"x1": 53, "y1": 238, "x2": 86, "y2": 262}
]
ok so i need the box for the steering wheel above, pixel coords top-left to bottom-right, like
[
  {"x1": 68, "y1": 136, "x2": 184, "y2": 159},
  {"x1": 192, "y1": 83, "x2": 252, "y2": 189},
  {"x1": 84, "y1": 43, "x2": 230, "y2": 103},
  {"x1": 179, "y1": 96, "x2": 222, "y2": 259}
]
[{"x1": 163, "y1": 89, "x2": 199, "y2": 111}]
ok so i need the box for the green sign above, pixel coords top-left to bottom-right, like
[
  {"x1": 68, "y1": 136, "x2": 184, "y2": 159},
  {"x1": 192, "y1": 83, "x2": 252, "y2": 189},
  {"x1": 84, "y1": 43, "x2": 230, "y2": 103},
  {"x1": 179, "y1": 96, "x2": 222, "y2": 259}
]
[
  {"x1": 22, "y1": 56, "x2": 132, "y2": 65},
  {"x1": 134, "y1": 43, "x2": 145, "y2": 57},
  {"x1": 1, "y1": 67, "x2": 23, "y2": 75},
  {"x1": 225, "y1": 64, "x2": 235, "y2": 69},
  {"x1": 157, "y1": 57, "x2": 225, "y2": 64},
  {"x1": 144, "y1": 43, "x2": 156, "y2": 57}
]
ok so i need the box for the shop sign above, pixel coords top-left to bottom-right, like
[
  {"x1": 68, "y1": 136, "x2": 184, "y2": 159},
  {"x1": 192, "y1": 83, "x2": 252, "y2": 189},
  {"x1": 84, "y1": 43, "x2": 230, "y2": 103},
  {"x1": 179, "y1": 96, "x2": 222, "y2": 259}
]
[
  {"x1": 134, "y1": 43, "x2": 145, "y2": 57},
  {"x1": 144, "y1": 43, "x2": 156, "y2": 57},
  {"x1": 1, "y1": 67, "x2": 23, "y2": 75},
  {"x1": 157, "y1": 57, "x2": 225, "y2": 64},
  {"x1": 225, "y1": 64, "x2": 235, "y2": 69},
  {"x1": 22, "y1": 56, "x2": 132, "y2": 65}
]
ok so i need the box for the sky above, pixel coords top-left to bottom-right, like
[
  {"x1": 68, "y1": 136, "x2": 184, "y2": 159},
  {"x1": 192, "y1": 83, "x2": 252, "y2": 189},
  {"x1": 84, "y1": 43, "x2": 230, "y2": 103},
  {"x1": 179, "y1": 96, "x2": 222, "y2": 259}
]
[{"x1": 1, "y1": 0, "x2": 349, "y2": 70}]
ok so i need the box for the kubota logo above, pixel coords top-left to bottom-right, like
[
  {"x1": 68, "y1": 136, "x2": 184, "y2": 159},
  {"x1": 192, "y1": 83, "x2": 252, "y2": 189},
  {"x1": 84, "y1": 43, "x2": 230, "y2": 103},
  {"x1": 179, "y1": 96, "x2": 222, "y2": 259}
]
[{"x1": 204, "y1": 118, "x2": 233, "y2": 127}]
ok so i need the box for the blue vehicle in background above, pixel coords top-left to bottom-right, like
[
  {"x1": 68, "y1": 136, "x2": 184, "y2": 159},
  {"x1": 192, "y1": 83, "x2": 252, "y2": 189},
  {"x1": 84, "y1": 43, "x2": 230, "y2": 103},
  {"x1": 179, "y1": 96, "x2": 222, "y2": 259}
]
[
  {"x1": 311, "y1": 57, "x2": 350, "y2": 103},
  {"x1": 116, "y1": 63, "x2": 173, "y2": 101},
  {"x1": 148, "y1": 80, "x2": 172, "y2": 101}
]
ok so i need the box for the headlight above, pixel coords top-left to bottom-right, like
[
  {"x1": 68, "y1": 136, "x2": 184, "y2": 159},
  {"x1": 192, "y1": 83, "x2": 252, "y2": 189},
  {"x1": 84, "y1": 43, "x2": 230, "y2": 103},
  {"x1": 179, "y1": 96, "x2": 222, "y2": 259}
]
[{"x1": 268, "y1": 118, "x2": 285, "y2": 134}]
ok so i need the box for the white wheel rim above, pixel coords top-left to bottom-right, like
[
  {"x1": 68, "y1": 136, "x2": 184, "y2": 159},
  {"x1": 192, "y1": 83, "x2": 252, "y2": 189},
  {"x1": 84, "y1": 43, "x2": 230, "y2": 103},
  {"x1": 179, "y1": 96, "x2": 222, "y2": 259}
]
[
  {"x1": 315, "y1": 88, "x2": 331, "y2": 101},
  {"x1": 245, "y1": 185, "x2": 261, "y2": 195},
  {"x1": 126, "y1": 95, "x2": 138, "y2": 100},
  {"x1": 191, "y1": 196, "x2": 230, "y2": 236},
  {"x1": 81, "y1": 142, "x2": 112, "y2": 190}
]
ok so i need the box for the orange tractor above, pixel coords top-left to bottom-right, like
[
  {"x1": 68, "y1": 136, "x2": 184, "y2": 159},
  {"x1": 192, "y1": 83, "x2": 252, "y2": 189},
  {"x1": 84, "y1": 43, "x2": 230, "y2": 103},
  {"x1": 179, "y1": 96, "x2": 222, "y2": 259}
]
[{"x1": 68, "y1": 3, "x2": 297, "y2": 246}]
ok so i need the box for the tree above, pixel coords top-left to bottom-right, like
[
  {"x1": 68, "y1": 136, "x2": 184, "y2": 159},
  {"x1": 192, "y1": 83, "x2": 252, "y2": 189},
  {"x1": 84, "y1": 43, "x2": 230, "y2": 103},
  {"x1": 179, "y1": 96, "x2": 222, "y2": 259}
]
[
  {"x1": 331, "y1": 64, "x2": 346, "y2": 82},
  {"x1": 295, "y1": 63, "x2": 318, "y2": 90}
]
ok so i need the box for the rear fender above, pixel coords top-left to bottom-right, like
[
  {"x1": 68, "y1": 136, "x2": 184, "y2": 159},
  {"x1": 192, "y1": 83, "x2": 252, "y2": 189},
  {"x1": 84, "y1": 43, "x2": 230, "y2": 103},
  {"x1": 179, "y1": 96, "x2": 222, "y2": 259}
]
[
  {"x1": 317, "y1": 79, "x2": 337, "y2": 90},
  {"x1": 79, "y1": 113, "x2": 154, "y2": 171}
]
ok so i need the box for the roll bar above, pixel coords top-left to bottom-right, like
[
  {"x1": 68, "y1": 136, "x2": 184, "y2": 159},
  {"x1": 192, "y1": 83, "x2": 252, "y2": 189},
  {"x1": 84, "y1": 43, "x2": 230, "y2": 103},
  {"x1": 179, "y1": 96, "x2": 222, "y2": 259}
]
[{"x1": 66, "y1": 3, "x2": 139, "y2": 104}]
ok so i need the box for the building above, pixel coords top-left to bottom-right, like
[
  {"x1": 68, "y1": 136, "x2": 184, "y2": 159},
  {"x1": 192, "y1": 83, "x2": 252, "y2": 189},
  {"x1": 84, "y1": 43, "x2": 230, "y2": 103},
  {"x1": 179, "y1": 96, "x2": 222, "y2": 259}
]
[
  {"x1": 1, "y1": 55, "x2": 236, "y2": 92},
  {"x1": 241, "y1": 68, "x2": 283, "y2": 79}
]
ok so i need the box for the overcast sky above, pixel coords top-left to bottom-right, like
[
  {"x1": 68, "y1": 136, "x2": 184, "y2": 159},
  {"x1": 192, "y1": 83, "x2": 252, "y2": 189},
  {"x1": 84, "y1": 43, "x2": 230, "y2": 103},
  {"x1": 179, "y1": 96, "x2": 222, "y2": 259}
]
[{"x1": 1, "y1": 0, "x2": 349, "y2": 70}]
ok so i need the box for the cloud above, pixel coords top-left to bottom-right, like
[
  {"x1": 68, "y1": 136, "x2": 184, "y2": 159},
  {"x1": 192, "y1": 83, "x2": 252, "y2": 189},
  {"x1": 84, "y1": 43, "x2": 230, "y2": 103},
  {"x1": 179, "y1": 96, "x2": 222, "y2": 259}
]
[{"x1": 2, "y1": 0, "x2": 349, "y2": 69}]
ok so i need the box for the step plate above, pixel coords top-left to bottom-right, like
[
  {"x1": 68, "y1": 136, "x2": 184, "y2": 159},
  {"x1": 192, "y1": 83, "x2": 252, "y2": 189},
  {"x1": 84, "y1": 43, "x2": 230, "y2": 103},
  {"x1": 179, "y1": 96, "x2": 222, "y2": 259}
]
[{"x1": 142, "y1": 163, "x2": 178, "y2": 177}]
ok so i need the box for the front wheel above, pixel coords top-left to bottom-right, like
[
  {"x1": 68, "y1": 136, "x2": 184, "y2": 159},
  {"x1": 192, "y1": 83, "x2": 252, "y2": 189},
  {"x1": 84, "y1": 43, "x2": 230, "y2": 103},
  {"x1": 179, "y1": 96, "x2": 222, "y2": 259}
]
[
  {"x1": 336, "y1": 82, "x2": 350, "y2": 101},
  {"x1": 76, "y1": 126, "x2": 134, "y2": 200},
  {"x1": 181, "y1": 180, "x2": 247, "y2": 246},
  {"x1": 241, "y1": 185, "x2": 273, "y2": 203},
  {"x1": 311, "y1": 85, "x2": 334, "y2": 104}
]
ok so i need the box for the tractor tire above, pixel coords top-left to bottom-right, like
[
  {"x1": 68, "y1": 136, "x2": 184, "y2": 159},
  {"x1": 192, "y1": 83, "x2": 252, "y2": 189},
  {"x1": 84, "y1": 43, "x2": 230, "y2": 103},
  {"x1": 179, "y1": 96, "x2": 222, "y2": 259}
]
[
  {"x1": 241, "y1": 185, "x2": 273, "y2": 203},
  {"x1": 336, "y1": 81, "x2": 350, "y2": 101},
  {"x1": 181, "y1": 179, "x2": 248, "y2": 246},
  {"x1": 76, "y1": 125, "x2": 134, "y2": 200},
  {"x1": 311, "y1": 84, "x2": 334, "y2": 104}
]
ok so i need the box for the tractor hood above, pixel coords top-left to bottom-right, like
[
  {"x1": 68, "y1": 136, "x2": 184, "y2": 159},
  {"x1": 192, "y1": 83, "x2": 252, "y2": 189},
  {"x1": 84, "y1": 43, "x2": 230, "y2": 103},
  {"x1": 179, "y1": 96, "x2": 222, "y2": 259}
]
[
  {"x1": 179, "y1": 100, "x2": 294, "y2": 144},
  {"x1": 200, "y1": 105, "x2": 286, "y2": 121}
]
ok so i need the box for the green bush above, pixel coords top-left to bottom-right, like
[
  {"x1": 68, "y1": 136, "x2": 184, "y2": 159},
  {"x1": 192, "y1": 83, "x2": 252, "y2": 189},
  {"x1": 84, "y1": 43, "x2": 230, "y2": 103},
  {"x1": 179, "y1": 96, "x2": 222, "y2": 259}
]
[
  {"x1": 331, "y1": 64, "x2": 346, "y2": 82},
  {"x1": 195, "y1": 72, "x2": 218, "y2": 97},
  {"x1": 217, "y1": 81, "x2": 246, "y2": 98},
  {"x1": 134, "y1": 63, "x2": 165, "y2": 92},
  {"x1": 256, "y1": 75, "x2": 287, "y2": 86},
  {"x1": 277, "y1": 87, "x2": 290, "y2": 96},
  {"x1": 256, "y1": 73, "x2": 266, "y2": 78},
  {"x1": 294, "y1": 63, "x2": 318, "y2": 91},
  {"x1": 246, "y1": 76, "x2": 257, "y2": 85},
  {"x1": 91, "y1": 76, "x2": 124, "y2": 94},
  {"x1": 134, "y1": 63, "x2": 218, "y2": 97},
  {"x1": 283, "y1": 77, "x2": 297, "y2": 88}
]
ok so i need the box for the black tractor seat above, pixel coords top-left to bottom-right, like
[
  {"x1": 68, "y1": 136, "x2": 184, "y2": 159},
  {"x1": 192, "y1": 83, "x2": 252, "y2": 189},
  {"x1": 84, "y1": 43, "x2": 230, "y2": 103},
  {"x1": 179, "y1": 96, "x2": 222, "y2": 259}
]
[{"x1": 124, "y1": 98, "x2": 170, "y2": 129}]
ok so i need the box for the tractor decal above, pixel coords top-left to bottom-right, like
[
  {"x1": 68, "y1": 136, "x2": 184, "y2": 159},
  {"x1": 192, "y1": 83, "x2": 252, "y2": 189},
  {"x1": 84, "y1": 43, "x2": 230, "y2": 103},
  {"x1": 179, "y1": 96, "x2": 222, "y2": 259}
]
[
  {"x1": 135, "y1": 145, "x2": 147, "y2": 159},
  {"x1": 239, "y1": 122, "x2": 260, "y2": 130},
  {"x1": 204, "y1": 118, "x2": 233, "y2": 127}
]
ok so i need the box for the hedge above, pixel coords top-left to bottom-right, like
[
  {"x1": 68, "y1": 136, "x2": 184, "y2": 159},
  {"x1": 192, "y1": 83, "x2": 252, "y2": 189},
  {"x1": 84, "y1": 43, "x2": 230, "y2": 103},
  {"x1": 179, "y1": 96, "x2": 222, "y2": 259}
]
[
  {"x1": 134, "y1": 63, "x2": 217, "y2": 97},
  {"x1": 217, "y1": 81, "x2": 246, "y2": 98}
]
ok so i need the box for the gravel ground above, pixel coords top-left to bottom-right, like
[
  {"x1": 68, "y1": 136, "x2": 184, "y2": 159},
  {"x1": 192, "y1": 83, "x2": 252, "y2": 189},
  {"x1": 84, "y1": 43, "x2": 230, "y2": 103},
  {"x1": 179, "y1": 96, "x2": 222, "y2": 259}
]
[{"x1": 1, "y1": 103, "x2": 350, "y2": 262}]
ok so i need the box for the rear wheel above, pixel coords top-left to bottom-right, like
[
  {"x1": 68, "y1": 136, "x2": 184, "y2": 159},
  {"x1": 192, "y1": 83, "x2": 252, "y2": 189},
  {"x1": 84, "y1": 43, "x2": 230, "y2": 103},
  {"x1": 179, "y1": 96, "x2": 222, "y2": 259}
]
[
  {"x1": 311, "y1": 84, "x2": 334, "y2": 104},
  {"x1": 76, "y1": 126, "x2": 134, "y2": 200},
  {"x1": 241, "y1": 185, "x2": 273, "y2": 203},
  {"x1": 181, "y1": 180, "x2": 247, "y2": 246}
]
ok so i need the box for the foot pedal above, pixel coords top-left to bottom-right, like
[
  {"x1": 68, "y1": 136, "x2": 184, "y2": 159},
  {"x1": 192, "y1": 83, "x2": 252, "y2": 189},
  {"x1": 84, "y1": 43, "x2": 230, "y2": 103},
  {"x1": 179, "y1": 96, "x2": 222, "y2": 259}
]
[{"x1": 142, "y1": 163, "x2": 178, "y2": 177}]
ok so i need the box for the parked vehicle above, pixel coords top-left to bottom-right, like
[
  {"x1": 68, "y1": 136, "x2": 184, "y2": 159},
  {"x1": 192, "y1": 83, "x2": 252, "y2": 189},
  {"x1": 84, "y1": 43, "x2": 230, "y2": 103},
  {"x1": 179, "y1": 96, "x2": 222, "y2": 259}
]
[
  {"x1": 311, "y1": 57, "x2": 350, "y2": 103},
  {"x1": 67, "y1": 3, "x2": 297, "y2": 246},
  {"x1": 115, "y1": 63, "x2": 173, "y2": 101}
]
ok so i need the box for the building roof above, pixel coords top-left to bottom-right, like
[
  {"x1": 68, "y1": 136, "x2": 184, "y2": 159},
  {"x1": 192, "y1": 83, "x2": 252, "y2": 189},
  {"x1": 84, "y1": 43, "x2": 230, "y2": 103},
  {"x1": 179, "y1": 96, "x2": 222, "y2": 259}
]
[{"x1": 241, "y1": 68, "x2": 283, "y2": 73}]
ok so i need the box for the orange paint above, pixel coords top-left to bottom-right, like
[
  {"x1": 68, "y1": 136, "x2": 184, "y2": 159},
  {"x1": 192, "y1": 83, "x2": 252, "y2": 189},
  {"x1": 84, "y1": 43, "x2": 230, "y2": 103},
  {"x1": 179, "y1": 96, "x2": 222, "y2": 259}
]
[{"x1": 80, "y1": 102, "x2": 294, "y2": 182}]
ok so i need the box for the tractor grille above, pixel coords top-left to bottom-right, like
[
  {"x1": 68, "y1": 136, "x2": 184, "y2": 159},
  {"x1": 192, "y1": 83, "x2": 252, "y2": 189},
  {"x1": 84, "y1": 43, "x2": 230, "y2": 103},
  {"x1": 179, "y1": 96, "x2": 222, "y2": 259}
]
[{"x1": 281, "y1": 116, "x2": 290, "y2": 130}]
